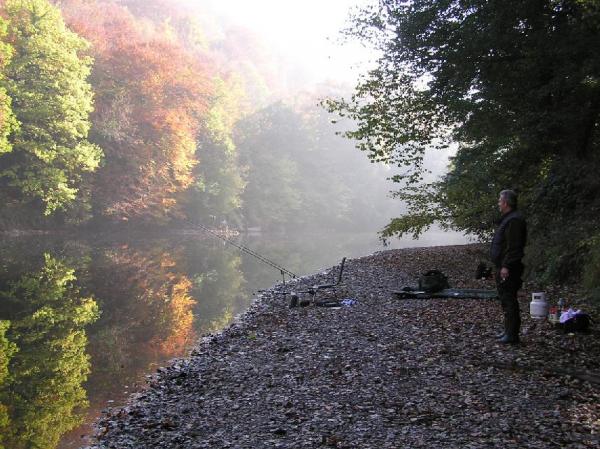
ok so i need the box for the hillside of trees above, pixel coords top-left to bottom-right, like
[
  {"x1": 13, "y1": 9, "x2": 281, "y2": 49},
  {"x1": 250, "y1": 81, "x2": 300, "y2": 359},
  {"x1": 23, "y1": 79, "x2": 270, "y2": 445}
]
[
  {"x1": 0, "y1": 0, "x2": 396, "y2": 233},
  {"x1": 325, "y1": 0, "x2": 600, "y2": 297}
]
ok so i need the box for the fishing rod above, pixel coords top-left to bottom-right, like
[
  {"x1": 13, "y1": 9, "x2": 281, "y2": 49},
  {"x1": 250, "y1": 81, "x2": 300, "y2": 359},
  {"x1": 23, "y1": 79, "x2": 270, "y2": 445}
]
[{"x1": 183, "y1": 218, "x2": 298, "y2": 282}]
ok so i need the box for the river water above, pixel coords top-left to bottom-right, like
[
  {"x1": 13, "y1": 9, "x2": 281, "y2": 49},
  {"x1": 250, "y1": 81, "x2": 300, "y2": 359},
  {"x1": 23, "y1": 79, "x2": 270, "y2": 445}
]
[{"x1": 0, "y1": 228, "x2": 468, "y2": 449}]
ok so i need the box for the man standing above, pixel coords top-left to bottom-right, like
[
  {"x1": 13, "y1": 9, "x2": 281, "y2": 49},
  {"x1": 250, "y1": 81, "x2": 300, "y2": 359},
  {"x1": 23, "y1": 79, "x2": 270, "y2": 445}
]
[{"x1": 490, "y1": 190, "x2": 527, "y2": 345}]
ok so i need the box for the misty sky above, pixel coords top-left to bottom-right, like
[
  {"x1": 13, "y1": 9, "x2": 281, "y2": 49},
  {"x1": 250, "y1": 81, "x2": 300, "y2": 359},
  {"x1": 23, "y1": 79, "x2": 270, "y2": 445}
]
[{"x1": 204, "y1": 0, "x2": 377, "y2": 86}]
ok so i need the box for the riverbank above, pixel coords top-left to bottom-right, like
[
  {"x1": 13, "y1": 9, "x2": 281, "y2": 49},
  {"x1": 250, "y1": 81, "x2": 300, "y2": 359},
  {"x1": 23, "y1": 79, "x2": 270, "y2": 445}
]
[{"x1": 85, "y1": 244, "x2": 600, "y2": 449}]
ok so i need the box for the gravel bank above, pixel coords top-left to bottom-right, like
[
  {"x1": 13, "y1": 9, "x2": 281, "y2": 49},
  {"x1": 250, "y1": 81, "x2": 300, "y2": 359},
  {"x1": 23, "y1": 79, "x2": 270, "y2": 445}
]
[{"x1": 86, "y1": 244, "x2": 600, "y2": 449}]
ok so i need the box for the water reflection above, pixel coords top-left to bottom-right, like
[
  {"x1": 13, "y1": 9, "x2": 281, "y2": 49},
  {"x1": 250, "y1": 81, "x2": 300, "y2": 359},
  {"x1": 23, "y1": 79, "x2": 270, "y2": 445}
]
[
  {"x1": 0, "y1": 255, "x2": 99, "y2": 449},
  {"x1": 84, "y1": 242, "x2": 198, "y2": 401},
  {"x1": 0, "y1": 228, "x2": 467, "y2": 449}
]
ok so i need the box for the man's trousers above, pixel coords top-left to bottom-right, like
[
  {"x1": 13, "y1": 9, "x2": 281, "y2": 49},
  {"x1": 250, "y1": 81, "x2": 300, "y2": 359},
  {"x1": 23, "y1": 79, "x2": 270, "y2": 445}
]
[{"x1": 495, "y1": 263, "x2": 524, "y2": 339}]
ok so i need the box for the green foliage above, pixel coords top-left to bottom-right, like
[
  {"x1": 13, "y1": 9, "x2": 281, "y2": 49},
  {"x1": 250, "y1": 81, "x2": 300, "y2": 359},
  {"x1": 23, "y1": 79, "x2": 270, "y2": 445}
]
[
  {"x1": 0, "y1": 254, "x2": 99, "y2": 449},
  {"x1": 185, "y1": 76, "x2": 246, "y2": 222},
  {"x1": 0, "y1": 17, "x2": 18, "y2": 159},
  {"x1": 0, "y1": 320, "x2": 17, "y2": 449},
  {"x1": 0, "y1": 0, "x2": 102, "y2": 216},
  {"x1": 328, "y1": 0, "x2": 600, "y2": 282},
  {"x1": 380, "y1": 182, "x2": 448, "y2": 241},
  {"x1": 236, "y1": 102, "x2": 309, "y2": 229},
  {"x1": 525, "y1": 154, "x2": 600, "y2": 283},
  {"x1": 0, "y1": 321, "x2": 17, "y2": 386}
]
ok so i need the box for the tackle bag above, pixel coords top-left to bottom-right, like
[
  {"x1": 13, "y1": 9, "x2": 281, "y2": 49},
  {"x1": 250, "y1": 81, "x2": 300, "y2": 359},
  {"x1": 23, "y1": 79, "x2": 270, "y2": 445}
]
[{"x1": 418, "y1": 270, "x2": 450, "y2": 293}]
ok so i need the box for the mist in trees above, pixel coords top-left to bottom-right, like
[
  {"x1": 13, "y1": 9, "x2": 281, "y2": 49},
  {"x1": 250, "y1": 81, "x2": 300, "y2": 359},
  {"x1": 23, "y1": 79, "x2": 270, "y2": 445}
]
[
  {"x1": 237, "y1": 101, "x2": 399, "y2": 232},
  {"x1": 0, "y1": 0, "x2": 401, "y2": 234}
]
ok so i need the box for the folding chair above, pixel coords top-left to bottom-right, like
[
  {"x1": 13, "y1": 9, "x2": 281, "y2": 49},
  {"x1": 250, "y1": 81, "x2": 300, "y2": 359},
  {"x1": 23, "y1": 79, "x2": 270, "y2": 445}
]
[{"x1": 307, "y1": 257, "x2": 347, "y2": 305}]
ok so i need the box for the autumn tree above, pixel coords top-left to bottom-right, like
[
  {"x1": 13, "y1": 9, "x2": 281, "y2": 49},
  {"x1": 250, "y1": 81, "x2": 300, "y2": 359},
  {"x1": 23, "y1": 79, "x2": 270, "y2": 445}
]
[
  {"x1": 0, "y1": 0, "x2": 102, "y2": 217},
  {"x1": 120, "y1": 0, "x2": 280, "y2": 110},
  {"x1": 60, "y1": 0, "x2": 213, "y2": 222}
]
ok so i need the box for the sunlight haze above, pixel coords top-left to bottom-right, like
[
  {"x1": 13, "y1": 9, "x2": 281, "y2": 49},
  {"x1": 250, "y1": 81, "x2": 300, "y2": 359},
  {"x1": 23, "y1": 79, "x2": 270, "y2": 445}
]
[{"x1": 204, "y1": 0, "x2": 377, "y2": 86}]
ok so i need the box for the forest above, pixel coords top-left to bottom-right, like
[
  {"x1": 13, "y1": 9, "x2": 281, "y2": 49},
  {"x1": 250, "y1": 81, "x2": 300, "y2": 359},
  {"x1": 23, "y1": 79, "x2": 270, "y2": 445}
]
[{"x1": 0, "y1": 0, "x2": 395, "y2": 234}]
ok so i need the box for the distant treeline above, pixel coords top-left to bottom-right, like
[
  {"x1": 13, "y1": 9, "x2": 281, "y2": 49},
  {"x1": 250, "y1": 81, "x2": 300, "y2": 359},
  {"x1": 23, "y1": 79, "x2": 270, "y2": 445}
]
[{"x1": 0, "y1": 0, "x2": 393, "y2": 232}]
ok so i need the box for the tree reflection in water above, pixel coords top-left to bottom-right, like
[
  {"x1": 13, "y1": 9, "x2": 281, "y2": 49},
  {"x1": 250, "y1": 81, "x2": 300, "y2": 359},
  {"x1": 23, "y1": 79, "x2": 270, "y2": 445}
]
[
  {"x1": 0, "y1": 255, "x2": 99, "y2": 449},
  {"x1": 86, "y1": 243, "x2": 199, "y2": 398},
  {"x1": 0, "y1": 236, "x2": 251, "y2": 449},
  {"x1": 184, "y1": 239, "x2": 247, "y2": 335}
]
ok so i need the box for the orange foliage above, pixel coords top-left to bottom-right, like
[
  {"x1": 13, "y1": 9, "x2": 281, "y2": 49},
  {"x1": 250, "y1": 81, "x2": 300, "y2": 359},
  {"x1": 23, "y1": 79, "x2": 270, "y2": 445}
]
[
  {"x1": 99, "y1": 246, "x2": 197, "y2": 360},
  {"x1": 152, "y1": 276, "x2": 196, "y2": 355},
  {"x1": 60, "y1": 0, "x2": 215, "y2": 221}
]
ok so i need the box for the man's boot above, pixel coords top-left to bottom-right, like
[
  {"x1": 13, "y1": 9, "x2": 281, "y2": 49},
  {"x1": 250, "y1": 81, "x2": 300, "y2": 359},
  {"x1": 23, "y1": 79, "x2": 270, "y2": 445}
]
[{"x1": 498, "y1": 334, "x2": 519, "y2": 345}]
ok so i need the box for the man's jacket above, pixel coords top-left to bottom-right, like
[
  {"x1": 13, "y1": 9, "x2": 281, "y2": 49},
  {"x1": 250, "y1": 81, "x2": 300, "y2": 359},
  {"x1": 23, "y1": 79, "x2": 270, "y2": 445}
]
[{"x1": 490, "y1": 210, "x2": 527, "y2": 269}]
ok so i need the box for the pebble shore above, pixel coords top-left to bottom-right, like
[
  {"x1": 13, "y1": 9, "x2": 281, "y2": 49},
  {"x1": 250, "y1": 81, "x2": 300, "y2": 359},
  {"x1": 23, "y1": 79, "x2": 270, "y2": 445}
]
[{"x1": 86, "y1": 244, "x2": 600, "y2": 449}]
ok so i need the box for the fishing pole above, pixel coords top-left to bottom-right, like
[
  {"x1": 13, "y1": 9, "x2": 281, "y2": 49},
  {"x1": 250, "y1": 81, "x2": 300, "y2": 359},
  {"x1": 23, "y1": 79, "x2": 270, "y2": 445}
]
[{"x1": 182, "y1": 218, "x2": 298, "y2": 283}]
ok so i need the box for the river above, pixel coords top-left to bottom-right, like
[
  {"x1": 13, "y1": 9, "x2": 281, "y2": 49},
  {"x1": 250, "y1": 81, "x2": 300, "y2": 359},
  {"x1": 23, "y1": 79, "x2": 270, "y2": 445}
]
[{"x1": 0, "y1": 228, "x2": 468, "y2": 449}]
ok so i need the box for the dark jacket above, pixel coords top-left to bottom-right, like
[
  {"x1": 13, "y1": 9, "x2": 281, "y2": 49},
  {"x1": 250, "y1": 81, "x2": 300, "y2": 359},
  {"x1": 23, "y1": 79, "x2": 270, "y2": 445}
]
[{"x1": 490, "y1": 210, "x2": 527, "y2": 269}]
